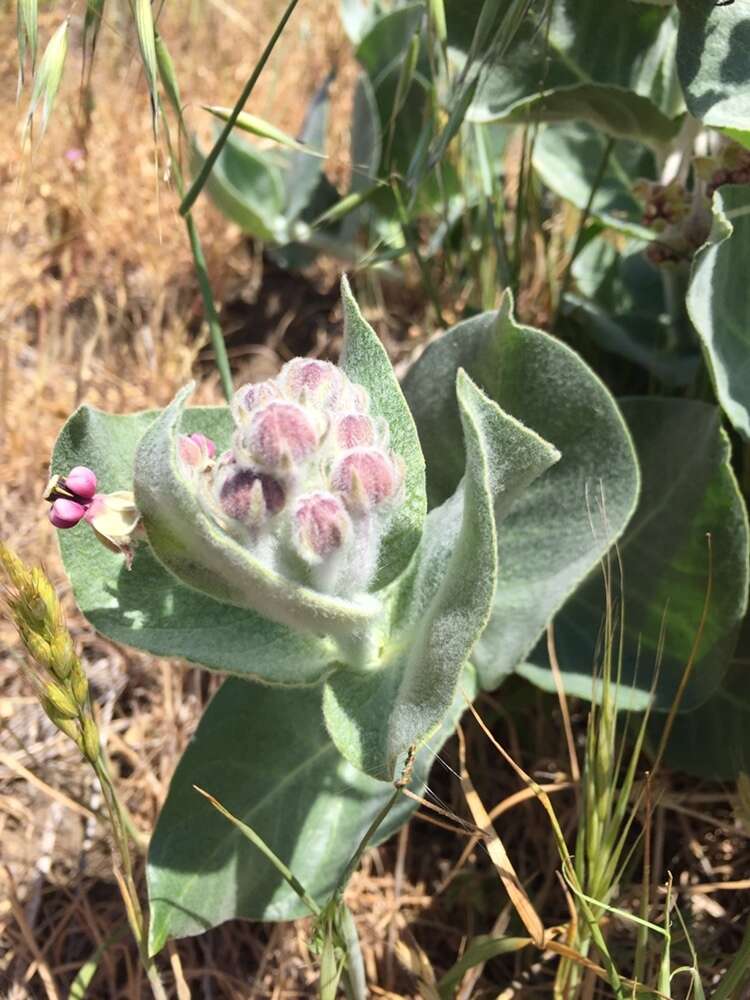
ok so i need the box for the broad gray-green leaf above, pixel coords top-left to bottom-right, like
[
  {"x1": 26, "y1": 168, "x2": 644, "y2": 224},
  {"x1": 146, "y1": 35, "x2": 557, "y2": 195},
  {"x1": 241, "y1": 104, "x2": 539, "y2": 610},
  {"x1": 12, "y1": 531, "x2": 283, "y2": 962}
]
[
  {"x1": 533, "y1": 398, "x2": 749, "y2": 712},
  {"x1": 340, "y1": 276, "x2": 427, "y2": 588},
  {"x1": 51, "y1": 406, "x2": 335, "y2": 684},
  {"x1": 676, "y1": 0, "x2": 750, "y2": 129},
  {"x1": 279, "y1": 74, "x2": 331, "y2": 224},
  {"x1": 356, "y1": 3, "x2": 425, "y2": 85},
  {"x1": 565, "y1": 236, "x2": 700, "y2": 386},
  {"x1": 135, "y1": 385, "x2": 378, "y2": 638},
  {"x1": 658, "y1": 654, "x2": 750, "y2": 780},
  {"x1": 533, "y1": 123, "x2": 657, "y2": 239},
  {"x1": 323, "y1": 371, "x2": 559, "y2": 779},
  {"x1": 147, "y1": 664, "x2": 477, "y2": 951},
  {"x1": 403, "y1": 292, "x2": 639, "y2": 691},
  {"x1": 687, "y1": 185, "x2": 750, "y2": 439},
  {"x1": 194, "y1": 130, "x2": 286, "y2": 242},
  {"x1": 460, "y1": 0, "x2": 683, "y2": 146}
]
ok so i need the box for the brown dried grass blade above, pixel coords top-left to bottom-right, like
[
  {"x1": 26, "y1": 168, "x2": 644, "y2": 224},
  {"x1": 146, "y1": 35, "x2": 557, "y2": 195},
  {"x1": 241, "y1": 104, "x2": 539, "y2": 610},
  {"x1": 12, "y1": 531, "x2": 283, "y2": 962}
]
[{"x1": 456, "y1": 724, "x2": 546, "y2": 947}]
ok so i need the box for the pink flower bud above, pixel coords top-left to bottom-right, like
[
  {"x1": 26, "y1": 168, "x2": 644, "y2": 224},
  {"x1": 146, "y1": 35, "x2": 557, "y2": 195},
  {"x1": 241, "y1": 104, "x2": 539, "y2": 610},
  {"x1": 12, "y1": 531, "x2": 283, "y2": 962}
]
[
  {"x1": 281, "y1": 359, "x2": 345, "y2": 407},
  {"x1": 219, "y1": 469, "x2": 285, "y2": 524},
  {"x1": 335, "y1": 413, "x2": 376, "y2": 449},
  {"x1": 247, "y1": 402, "x2": 320, "y2": 468},
  {"x1": 179, "y1": 433, "x2": 216, "y2": 467},
  {"x1": 330, "y1": 448, "x2": 400, "y2": 513},
  {"x1": 293, "y1": 492, "x2": 351, "y2": 562},
  {"x1": 49, "y1": 498, "x2": 87, "y2": 529},
  {"x1": 64, "y1": 466, "x2": 97, "y2": 500},
  {"x1": 234, "y1": 380, "x2": 282, "y2": 415}
]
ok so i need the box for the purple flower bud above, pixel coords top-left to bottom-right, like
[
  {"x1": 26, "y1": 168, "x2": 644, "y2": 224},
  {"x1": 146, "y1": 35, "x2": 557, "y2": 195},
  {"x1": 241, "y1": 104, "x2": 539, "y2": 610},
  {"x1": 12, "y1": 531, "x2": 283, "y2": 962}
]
[
  {"x1": 330, "y1": 448, "x2": 401, "y2": 513},
  {"x1": 282, "y1": 359, "x2": 345, "y2": 407},
  {"x1": 49, "y1": 498, "x2": 87, "y2": 529},
  {"x1": 248, "y1": 402, "x2": 320, "y2": 468},
  {"x1": 234, "y1": 380, "x2": 282, "y2": 415},
  {"x1": 179, "y1": 433, "x2": 216, "y2": 468},
  {"x1": 219, "y1": 469, "x2": 285, "y2": 524},
  {"x1": 335, "y1": 413, "x2": 376, "y2": 449},
  {"x1": 64, "y1": 466, "x2": 97, "y2": 501},
  {"x1": 293, "y1": 492, "x2": 351, "y2": 562}
]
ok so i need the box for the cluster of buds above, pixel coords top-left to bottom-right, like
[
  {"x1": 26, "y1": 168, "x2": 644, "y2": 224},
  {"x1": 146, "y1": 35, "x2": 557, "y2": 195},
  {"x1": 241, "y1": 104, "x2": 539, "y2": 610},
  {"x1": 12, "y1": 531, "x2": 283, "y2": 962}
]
[
  {"x1": 634, "y1": 179, "x2": 690, "y2": 233},
  {"x1": 695, "y1": 144, "x2": 750, "y2": 198},
  {"x1": 0, "y1": 543, "x2": 99, "y2": 763},
  {"x1": 182, "y1": 359, "x2": 404, "y2": 598},
  {"x1": 634, "y1": 178, "x2": 710, "y2": 268},
  {"x1": 44, "y1": 468, "x2": 141, "y2": 566}
]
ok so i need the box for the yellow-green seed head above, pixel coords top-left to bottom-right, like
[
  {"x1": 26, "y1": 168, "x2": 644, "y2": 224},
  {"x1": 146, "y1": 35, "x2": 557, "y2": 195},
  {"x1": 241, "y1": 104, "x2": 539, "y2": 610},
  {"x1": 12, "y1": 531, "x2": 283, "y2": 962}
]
[
  {"x1": 81, "y1": 716, "x2": 100, "y2": 763},
  {"x1": 23, "y1": 630, "x2": 54, "y2": 670},
  {"x1": 40, "y1": 701, "x2": 80, "y2": 742},
  {"x1": 28, "y1": 568, "x2": 61, "y2": 630},
  {"x1": 44, "y1": 682, "x2": 79, "y2": 720},
  {"x1": 69, "y1": 661, "x2": 89, "y2": 707},
  {"x1": 49, "y1": 633, "x2": 76, "y2": 679},
  {"x1": 0, "y1": 543, "x2": 31, "y2": 590}
]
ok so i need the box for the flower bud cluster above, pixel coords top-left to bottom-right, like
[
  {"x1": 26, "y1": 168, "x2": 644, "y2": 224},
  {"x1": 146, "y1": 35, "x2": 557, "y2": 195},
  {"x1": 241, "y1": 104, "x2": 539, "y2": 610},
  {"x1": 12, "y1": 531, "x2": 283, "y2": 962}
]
[
  {"x1": 0, "y1": 543, "x2": 100, "y2": 764},
  {"x1": 182, "y1": 359, "x2": 404, "y2": 597}
]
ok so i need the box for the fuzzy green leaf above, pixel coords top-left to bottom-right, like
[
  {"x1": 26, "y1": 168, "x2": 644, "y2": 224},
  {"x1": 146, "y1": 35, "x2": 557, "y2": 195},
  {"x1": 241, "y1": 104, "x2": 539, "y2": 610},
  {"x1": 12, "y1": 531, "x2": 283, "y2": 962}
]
[
  {"x1": 455, "y1": 0, "x2": 684, "y2": 146},
  {"x1": 339, "y1": 276, "x2": 427, "y2": 589},
  {"x1": 535, "y1": 399, "x2": 749, "y2": 715},
  {"x1": 687, "y1": 185, "x2": 750, "y2": 440},
  {"x1": 564, "y1": 236, "x2": 700, "y2": 386},
  {"x1": 676, "y1": 0, "x2": 750, "y2": 129},
  {"x1": 194, "y1": 130, "x2": 287, "y2": 242},
  {"x1": 323, "y1": 371, "x2": 559, "y2": 779},
  {"x1": 403, "y1": 291, "x2": 640, "y2": 692},
  {"x1": 147, "y1": 665, "x2": 477, "y2": 951},
  {"x1": 658, "y1": 655, "x2": 750, "y2": 780}
]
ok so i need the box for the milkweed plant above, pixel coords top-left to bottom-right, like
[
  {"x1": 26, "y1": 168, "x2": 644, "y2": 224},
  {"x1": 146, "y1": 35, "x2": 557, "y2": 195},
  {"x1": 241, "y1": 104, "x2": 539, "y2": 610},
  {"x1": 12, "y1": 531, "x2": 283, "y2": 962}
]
[{"x1": 41, "y1": 276, "x2": 747, "y2": 959}]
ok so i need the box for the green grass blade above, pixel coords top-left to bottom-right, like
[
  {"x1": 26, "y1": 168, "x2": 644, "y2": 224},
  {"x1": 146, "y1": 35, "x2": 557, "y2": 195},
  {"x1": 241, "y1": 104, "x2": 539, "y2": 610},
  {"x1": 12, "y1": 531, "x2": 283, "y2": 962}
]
[
  {"x1": 437, "y1": 937, "x2": 529, "y2": 999},
  {"x1": 193, "y1": 785, "x2": 321, "y2": 917},
  {"x1": 68, "y1": 924, "x2": 128, "y2": 999},
  {"x1": 131, "y1": 0, "x2": 159, "y2": 135},
  {"x1": 180, "y1": 0, "x2": 302, "y2": 216},
  {"x1": 203, "y1": 105, "x2": 323, "y2": 156}
]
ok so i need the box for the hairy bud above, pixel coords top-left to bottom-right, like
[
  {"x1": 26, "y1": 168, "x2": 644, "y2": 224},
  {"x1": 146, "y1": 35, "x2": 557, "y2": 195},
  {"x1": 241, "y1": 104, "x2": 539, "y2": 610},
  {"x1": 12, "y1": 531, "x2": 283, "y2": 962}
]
[
  {"x1": 179, "y1": 433, "x2": 216, "y2": 469},
  {"x1": 245, "y1": 401, "x2": 321, "y2": 469},
  {"x1": 293, "y1": 493, "x2": 351, "y2": 563},
  {"x1": 330, "y1": 448, "x2": 401, "y2": 514}
]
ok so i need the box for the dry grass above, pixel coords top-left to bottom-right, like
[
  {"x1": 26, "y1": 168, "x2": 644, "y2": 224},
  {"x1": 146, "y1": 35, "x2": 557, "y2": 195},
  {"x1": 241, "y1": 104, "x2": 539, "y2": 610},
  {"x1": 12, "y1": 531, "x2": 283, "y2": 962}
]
[{"x1": 1, "y1": 1, "x2": 749, "y2": 997}]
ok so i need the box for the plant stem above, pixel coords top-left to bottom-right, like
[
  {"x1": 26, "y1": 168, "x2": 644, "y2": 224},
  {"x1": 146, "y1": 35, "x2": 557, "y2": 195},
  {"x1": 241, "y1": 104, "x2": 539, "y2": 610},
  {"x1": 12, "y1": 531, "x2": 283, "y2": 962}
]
[
  {"x1": 555, "y1": 135, "x2": 615, "y2": 326},
  {"x1": 94, "y1": 758, "x2": 169, "y2": 1000},
  {"x1": 179, "y1": 0, "x2": 303, "y2": 216},
  {"x1": 159, "y1": 88, "x2": 234, "y2": 402}
]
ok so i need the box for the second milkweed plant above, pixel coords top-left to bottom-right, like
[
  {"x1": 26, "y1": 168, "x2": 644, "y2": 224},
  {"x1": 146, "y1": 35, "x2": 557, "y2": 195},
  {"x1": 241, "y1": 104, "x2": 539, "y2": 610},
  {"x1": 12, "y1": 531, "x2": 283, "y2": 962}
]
[{"x1": 49, "y1": 276, "x2": 747, "y2": 952}]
